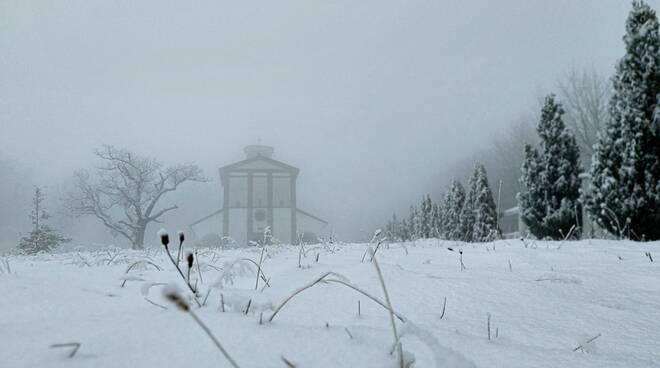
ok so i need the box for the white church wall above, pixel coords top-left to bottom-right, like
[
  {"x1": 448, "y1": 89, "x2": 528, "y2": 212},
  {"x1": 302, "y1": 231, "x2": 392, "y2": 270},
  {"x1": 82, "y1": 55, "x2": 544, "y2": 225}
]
[
  {"x1": 228, "y1": 208, "x2": 248, "y2": 246},
  {"x1": 273, "y1": 208, "x2": 292, "y2": 244},
  {"x1": 273, "y1": 176, "x2": 291, "y2": 207},
  {"x1": 228, "y1": 176, "x2": 248, "y2": 207}
]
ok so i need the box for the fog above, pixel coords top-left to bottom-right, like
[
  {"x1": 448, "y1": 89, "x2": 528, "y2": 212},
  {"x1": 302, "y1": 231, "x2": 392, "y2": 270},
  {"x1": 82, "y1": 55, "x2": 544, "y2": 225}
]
[{"x1": 0, "y1": 0, "x2": 652, "y2": 249}]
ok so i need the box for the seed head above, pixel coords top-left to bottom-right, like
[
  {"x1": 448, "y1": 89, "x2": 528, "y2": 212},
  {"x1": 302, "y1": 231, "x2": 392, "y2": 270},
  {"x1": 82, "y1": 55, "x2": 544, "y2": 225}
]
[
  {"x1": 187, "y1": 252, "x2": 194, "y2": 269},
  {"x1": 159, "y1": 230, "x2": 170, "y2": 248},
  {"x1": 162, "y1": 285, "x2": 189, "y2": 311}
]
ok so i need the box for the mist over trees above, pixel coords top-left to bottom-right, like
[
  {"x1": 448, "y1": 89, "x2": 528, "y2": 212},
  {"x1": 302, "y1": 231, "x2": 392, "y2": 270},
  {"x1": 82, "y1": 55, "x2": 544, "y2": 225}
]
[
  {"x1": 0, "y1": 156, "x2": 33, "y2": 250},
  {"x1": 557, "y1": 66, "x2": 611, "y2": 165},
  {"x1": 66, "y1": 146, "x2": 207, "y2": 250}
]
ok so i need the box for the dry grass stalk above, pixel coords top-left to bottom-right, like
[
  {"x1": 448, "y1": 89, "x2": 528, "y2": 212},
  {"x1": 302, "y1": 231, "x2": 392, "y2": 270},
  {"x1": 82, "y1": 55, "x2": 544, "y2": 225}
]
[
  {"x1": 120, "y1": 260, "x2": 163, "y2": 287},
  {"x1": 164, "y1": 287, "x2": 240, "y2": 368},
  {"x1": 281, "y1": 356, "x2": 296, "y2": 367},
  {"x1": 195, "y1": 250, "x2": 204, "y2": 284},
  {"x1": 370, "y1": 248, "x2": 404, "y2": 368},
  {"x1": 255, "y1": 246, "x2": 266, "y2": 290},
  {"x1": 176, "y1": 231, "x2": 185, "y2": 266},
  {"x1": 160, "y1": 232, "x2": 201, "y2": 307},
  {"x1": 144, "y1": 297, "x2": 168, "y2": 310},
  {"x1": 645, "y1": 252, "x2": 654, "y2": 262},
  {"x1": 573, "y1": 333, "x2": 602, "y2": 352},
  {"x1": 344, "y1": 328, "x2": 353, "y2": 339},
  {"x1": 487, "y1": 313, "x2": 491, "y2": 340},
  {"x1": 440, "y1": 297, "x2": 447, "y2": 319},
  {"x1": 50, "y1": 342, "x2": 81, "y2": 358},
  {"x1": 320, "y1": 278, "x2": 405, "y2": 322},
  {"x1": 202, "y1": 289, "x2": 212, "y2": 306},
  {"x1": 269, "y1": 272, "x2": 333, "y2": 322}
]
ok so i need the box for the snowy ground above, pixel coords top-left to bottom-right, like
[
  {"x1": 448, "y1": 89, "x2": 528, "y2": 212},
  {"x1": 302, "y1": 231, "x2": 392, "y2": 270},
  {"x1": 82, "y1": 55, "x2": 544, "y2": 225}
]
[{"x1": 1, "y1": 239, "x2": 659, "y2": 368}]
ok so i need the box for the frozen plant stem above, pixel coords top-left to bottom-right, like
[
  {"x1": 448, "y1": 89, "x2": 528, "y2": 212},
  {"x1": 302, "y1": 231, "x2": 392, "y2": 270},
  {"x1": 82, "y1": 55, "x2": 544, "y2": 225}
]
[
  {"x1": 269, "y1": 272, "x2": 333, "y2": 322},
  {"x1": 165, "y1": 289, "x2": 240, "y2": 368},
  {"x1": 440, "y1": 297, "x2": 447, "y2": 319},
  {"x1": 573, "y1": 333, "x2": 602, "y2": 352},
  {"x1": 487, "y1": 313, "x2": 491, "y2": 341},
  {"x1": 176, "y1": 231, "x2": 185, "y2": 266},
  {"x1": 160, "y1": 232, "x2": 201, "y2": 307},
  {"x1": 189, "y1": 311, "x2": 240, "y2": 367},
  {"x1": 370, "y1": 249, "x2": 404, "y2": 368},
  {"x1": 255, "y1": 246, "x2": 265, "y2": 290},
  {"x1": 50, "y1": 343, "x2": 81, "y2": 358}
]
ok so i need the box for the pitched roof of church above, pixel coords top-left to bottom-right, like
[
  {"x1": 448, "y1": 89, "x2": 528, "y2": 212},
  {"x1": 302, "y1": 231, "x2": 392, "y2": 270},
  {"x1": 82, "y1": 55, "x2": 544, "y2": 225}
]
[{"x1": 218, "y1": 155, "x2": 299, "y2": 185}]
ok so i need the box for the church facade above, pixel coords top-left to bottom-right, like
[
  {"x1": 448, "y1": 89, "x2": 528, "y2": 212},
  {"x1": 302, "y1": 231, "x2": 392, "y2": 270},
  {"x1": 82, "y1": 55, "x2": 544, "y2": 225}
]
[{"x1": 190, "y1": 145, "x2": 327, "y2": 245}]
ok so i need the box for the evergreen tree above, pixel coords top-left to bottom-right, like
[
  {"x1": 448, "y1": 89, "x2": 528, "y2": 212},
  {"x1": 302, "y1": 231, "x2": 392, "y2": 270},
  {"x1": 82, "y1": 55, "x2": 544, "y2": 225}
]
[
  {"x1": 385, "y1": 213, "x2": 398, "y2": 241},
  {"x1": 471, "y1": 163, "x2": 501, "y2": 241},
  {"x1": 419, "y1": 195, "x2": 433, "y2": 238},
  {"x1": 17, "y1": 187, "x2": 70, "y2": 254},
  {"x1": 588, "y1": 1, "x2": 660, "y2": 240},
  {"x1": 519, "y1": 95, "x2": 582, "y2": 240},
  {"x1": 431, "y1": 201, "x2": 443, "y2": 238},
  {"x1": 400, "y1": 218, "x2": 410, "y2": 241},
  {"x1": 407, "y1": 205, "x2": 419, "y2": 240},
  {"x1": 460, "y1": 170, "x2": 478, "y2": 242},
  {"x1": 443, "y1": 180, "x2": 466, "y2": 240}
]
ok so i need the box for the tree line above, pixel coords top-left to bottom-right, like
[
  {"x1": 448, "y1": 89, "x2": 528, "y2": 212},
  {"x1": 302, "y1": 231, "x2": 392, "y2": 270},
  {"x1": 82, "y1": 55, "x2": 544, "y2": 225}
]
[
  {"x1": 385, "y1": 163, "x2": 500, "y2": 242},
  {"x1": 388, "y1": 1, "x2": 660, "y2": 242}
]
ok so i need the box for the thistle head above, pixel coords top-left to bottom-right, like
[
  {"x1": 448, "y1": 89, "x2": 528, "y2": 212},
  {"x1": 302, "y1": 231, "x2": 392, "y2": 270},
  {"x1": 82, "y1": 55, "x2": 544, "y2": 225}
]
[
  {"x1": 187, "y1": 252, "x2": 194, "y2": 269},
  {"x1": 158, "y1": 229, "x2": 170, "y2": 249}
]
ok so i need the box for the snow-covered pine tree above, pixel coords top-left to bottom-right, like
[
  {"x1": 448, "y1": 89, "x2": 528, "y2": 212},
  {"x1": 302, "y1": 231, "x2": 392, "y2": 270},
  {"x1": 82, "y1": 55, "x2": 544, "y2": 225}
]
[
  {"x1": 431, "y1": 201, "x2": 443, "y2": 238},
  {"x1": 400, "y1": 218, "x2": 410, "y2": 241},
  {"x1": 588, "y1": 1, "x2": 660, "y2": 240},
  {"x1": 407, "y1": 205, "x2": 419, "y2": 240},
  {"x1": 385, "y1": 213, "x2": 398, "y2": 241},
  {"x1": 17, "y1": 187, "x2": 70, "y2": 254},
  {"x1": 443, "y1": 180, "x2": 466, "y2": 241},
  {"x1": 419, "y1": 195, "x2": 433, "y2": 238},
  {"x1": 471, "y1": 163, "x2": 501, "y2": 241},
  {"x1": 460, "y1": 170, "x2": 478, "y2": 242},
  {"x1": 518, "y1": 95, "x2": 582, "y2": 240}
]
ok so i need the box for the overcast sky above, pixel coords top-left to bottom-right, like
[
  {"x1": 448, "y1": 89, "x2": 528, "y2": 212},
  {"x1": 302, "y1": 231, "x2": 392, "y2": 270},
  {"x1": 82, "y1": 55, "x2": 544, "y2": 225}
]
[{"x1": 1, "y1": 0, "x2": 655, "y2": 244}]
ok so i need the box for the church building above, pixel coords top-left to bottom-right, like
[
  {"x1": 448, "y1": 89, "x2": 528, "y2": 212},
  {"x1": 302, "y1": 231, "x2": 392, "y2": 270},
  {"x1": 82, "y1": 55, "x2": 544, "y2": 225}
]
[{"x1": 190, "y1": 145, "x2": 327, "y2": 245}]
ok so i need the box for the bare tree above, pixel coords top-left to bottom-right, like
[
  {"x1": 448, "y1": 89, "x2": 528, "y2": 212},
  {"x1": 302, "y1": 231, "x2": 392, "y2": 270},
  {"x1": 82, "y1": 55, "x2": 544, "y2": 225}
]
[
  {"x1": 67, "y1": 146, "x2": 206, "y2": 249},
  {"x1": 558, "y1": 66, "x2": 611, "y2": 163}
]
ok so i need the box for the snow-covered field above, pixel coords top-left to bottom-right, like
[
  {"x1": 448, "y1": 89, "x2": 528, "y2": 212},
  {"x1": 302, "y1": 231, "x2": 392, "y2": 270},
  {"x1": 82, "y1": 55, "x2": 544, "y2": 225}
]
[{"x1": 1, "y1": 239, "x2": 659, "y2": 368}]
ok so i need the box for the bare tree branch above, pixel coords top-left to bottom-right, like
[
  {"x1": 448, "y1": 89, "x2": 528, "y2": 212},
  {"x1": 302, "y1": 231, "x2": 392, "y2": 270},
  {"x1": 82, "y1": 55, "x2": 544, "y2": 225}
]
[{"x1": 66, "y1": 146, "x2": 208, "y2": 249}]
